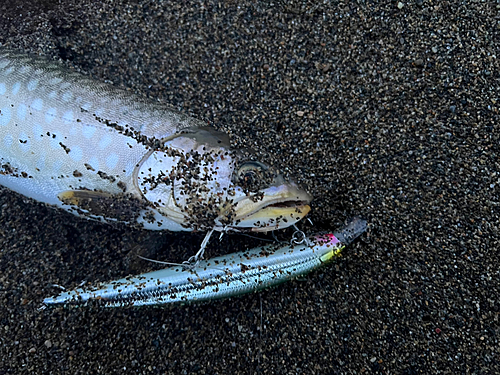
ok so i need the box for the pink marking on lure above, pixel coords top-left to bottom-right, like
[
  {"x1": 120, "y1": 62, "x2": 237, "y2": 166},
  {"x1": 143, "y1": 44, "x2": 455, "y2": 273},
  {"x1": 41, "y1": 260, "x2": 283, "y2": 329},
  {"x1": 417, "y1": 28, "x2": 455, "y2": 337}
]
[{"x1": 314, "y1": 233, "x2": 341, "y2": 247}]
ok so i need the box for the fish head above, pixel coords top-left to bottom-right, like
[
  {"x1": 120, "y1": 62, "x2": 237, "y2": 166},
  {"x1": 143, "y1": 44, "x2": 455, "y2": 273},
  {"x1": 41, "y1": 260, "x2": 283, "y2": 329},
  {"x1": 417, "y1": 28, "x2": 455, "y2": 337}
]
[
  {"x1": 221, "y1": 152, "x2": 312, "y2": 233},
  {"x1": 135, "y1": 127, "x2": 312, "y2": 232}
]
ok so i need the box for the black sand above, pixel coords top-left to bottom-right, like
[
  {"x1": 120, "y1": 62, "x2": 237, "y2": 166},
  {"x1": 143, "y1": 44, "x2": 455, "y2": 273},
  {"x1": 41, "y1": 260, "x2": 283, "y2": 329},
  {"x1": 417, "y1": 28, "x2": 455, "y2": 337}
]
[{"x1": 1, "y1": 1, "x2": 499, "y2": 373}]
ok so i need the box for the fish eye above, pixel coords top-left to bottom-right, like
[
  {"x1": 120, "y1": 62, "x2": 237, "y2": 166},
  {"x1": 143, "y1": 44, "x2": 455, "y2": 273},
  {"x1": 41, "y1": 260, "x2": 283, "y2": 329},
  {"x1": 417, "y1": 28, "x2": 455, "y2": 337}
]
[
  {"x1": 234, "y1": 161, "x2": 268, "y2": 189},
  {"x1": 242, "y1": 169, "x2": 257, "y2": 185}
]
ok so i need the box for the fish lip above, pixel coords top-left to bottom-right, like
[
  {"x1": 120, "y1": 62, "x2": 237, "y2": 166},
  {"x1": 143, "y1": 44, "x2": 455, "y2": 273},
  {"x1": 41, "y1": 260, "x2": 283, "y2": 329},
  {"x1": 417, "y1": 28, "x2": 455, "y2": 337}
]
[
  {"x1": 247, "y1": 201, "x2": 311, "y2": 232},
  {"x1": 226, "y1": 186, "x2": 313, "y2": 231},
  {"x1": 263, "y1": 199, "x2": 311, "y2": 209}
]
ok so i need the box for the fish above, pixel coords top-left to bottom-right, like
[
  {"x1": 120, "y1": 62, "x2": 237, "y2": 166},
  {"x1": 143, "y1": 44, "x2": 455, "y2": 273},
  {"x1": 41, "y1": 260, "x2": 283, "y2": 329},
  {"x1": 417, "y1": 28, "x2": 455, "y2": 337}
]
[
  {"x1": 43, "y1": 217, "x2": 367, "y2": 307},
  {"x1": 0, "y1": 49, "x2": 312, "y2": 248}
]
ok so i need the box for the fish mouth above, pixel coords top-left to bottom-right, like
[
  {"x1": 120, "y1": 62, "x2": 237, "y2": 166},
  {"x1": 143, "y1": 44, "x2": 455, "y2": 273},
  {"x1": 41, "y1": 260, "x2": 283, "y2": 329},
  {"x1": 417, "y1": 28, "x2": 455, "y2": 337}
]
[
  {"x1": 246, "y1": 200, "x2": 311, "y2": 233},
  {"x1": 228, "y1": 185, "x2": 313, "y2": 232}
]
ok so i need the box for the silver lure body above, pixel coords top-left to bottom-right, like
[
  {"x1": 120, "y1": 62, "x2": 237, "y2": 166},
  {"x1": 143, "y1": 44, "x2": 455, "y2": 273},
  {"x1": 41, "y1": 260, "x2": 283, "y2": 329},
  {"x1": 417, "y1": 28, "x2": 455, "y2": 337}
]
[
  {"x1": 44, "y1": 217, "x2": 367, "y2": 307},
  {"x1": 0, "y1": 49, "x2": 201, "y2": 231},
  {"x1": 45, "y1": 234, "x2": 344, "y2": 307}
]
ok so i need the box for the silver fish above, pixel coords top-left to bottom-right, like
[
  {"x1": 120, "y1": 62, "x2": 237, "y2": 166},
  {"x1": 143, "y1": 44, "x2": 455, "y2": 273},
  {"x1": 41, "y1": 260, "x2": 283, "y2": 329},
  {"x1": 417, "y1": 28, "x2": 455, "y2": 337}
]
[
  {"x1": 0, "y1": 49, "x2": 311, "y2": 237},
  {"x1": 43, "y1": 217, "x2": 367, "y2": 307}
]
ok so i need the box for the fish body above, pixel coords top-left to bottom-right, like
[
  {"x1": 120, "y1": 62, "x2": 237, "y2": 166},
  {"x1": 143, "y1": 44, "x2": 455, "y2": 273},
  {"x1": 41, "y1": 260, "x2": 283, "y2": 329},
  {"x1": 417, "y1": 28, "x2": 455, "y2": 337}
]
[
  {"x1": 43, "y1": 217, "x2": 367, "y2": 307},
  {"x1": 0, "y1": 49, "x2": 311, "y2": 233}
]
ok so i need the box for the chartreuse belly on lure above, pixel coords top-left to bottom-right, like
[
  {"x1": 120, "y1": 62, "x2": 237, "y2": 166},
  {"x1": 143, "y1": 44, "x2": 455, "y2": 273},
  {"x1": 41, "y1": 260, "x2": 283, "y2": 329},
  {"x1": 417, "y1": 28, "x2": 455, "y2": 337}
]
[
  {"x1": 0, "y1": 49, "x2": 311, "y2": 234},
  {"x1": 43, "y1": 217, "x2": 367, "y2": 307}
]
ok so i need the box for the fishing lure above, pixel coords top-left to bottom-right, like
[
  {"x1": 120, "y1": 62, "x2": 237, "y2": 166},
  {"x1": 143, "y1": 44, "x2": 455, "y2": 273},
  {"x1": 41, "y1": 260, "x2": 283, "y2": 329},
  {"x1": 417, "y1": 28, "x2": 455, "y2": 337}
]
[
  {"x1": 43, "y1": 217, "x2": 367, "y2": 307},
  {"x1": 0, "y1": 49, "x2": 312, "y2": 261}
]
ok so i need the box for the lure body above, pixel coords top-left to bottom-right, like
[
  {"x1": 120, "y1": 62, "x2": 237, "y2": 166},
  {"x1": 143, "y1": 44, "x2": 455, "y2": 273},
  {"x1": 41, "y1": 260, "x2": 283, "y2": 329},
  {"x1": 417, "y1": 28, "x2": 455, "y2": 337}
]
[
  {"x1": 0, "y1": 49, "x2": 311, "y2": 232},
  {"x1": 44, "y1": 217, "x2": 367, "y2": 307}
]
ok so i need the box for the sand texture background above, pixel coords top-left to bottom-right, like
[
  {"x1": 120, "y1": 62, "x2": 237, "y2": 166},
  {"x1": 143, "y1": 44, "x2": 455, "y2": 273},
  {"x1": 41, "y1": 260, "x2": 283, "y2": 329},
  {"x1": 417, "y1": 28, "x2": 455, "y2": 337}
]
[{"x1": 0, "y1": 0, "x2": 499, "y2": 373}]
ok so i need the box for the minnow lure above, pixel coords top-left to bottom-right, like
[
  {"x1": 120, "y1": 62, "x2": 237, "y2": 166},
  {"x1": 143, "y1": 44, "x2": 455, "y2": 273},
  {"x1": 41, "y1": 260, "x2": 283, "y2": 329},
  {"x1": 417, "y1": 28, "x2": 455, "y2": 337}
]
[
  {"x1": 43, "y1": 217, "x2": 367, "y2": 307},
  {"x1": 0, "y1": 49, "x2": 311, "y2": 244}
]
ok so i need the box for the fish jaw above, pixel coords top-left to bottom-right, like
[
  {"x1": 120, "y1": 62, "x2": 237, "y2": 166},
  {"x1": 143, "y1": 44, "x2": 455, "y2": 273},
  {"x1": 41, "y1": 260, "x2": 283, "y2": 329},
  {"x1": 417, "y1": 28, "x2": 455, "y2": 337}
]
[
  {"x1": 220, "y1": 182, "x2": 313, "y2": 232},
  {"x1": 239, "y1": 202, "x2": 311, "y2": 232}
]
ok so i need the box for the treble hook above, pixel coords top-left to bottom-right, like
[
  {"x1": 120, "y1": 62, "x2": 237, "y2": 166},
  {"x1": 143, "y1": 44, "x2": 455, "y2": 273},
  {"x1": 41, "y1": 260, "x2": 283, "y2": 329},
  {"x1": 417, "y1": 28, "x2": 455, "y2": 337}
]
[{"x1": 290, "y1": 224, "x2": 312, "y2": 246}]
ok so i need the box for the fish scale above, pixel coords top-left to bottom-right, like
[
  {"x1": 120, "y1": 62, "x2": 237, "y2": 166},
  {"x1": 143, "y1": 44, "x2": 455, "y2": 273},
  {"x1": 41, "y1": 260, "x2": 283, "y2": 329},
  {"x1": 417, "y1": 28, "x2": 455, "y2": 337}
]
[
  {"x1": 0, "y1": 49, "x2": 312, "y2": 236},
  {"x1": 0, "y1": 49, "x2": 189, "y2": 230}
]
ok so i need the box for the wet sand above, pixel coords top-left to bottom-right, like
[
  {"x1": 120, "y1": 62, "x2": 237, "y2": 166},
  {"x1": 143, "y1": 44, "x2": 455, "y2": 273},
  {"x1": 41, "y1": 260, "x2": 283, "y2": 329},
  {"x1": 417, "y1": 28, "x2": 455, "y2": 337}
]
[{"x1": 1, "y1": 1, "x2": 499, "y2": 373}]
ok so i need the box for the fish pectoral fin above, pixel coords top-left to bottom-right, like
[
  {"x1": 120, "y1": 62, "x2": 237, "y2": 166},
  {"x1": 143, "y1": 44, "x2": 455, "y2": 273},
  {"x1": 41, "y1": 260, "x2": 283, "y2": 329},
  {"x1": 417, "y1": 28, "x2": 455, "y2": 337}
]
[
  {"x1": 57, "y1": 190, "x2": 145, "y2": 221},
  {"x1": 58, "y1": 190, "x2": 114, "y2": 208}
]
